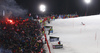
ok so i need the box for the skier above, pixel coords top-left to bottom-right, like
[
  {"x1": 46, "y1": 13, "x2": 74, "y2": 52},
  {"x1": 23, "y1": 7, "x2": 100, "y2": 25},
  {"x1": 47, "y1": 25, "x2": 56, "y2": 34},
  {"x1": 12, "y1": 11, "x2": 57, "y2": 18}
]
[{"x1": 81, "y1": 22, "x2": 85, "y2": 25}]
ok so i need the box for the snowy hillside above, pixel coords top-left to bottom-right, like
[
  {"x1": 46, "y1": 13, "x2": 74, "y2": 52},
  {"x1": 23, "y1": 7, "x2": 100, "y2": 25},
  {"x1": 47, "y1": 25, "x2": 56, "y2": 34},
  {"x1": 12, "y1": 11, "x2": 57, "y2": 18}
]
[{"x1": 46, "y1": 15, "x2": 100, "y2": 53}]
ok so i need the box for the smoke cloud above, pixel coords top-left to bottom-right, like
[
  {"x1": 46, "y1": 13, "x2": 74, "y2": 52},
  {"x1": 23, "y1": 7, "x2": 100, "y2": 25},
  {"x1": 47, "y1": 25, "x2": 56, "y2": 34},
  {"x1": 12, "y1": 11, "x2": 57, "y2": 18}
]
[{"x1": 0, "y1": 0, "x2": 27, "y2": 17}]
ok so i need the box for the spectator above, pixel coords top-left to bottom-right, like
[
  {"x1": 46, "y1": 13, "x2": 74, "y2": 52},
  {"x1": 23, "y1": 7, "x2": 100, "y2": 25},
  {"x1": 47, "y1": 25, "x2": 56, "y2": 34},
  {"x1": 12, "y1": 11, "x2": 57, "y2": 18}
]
[{"x1": 0, "y1": 17, "x2": 45, "y2": 53}]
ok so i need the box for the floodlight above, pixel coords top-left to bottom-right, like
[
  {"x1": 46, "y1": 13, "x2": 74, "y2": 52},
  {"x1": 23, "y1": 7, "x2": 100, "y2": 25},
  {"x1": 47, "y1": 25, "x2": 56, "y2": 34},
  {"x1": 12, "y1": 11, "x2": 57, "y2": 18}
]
[
  {"x1": 40, "y1": 4, "x2": 46, "y2": 12},
  {"x1": 84, "y1": 0, "x2": 91, "y2": 4}
]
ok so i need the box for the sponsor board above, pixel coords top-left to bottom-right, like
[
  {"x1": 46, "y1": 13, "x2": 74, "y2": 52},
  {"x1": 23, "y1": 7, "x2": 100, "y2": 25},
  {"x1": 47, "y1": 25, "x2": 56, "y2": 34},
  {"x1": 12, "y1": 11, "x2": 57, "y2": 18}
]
[
  {"x1": 53, "y1": 44, "x2": 63, "y2": 49},
  {"x1": 49, "y1": 36, "x2": 59, "y2": 42}
]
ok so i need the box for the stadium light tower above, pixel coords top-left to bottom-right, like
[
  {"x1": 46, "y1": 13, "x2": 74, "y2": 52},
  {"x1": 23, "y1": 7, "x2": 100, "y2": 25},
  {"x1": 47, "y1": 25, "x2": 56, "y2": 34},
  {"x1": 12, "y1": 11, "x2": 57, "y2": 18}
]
[{"x1": 84, "y1": 0, "x2": 91, "y2": 16}]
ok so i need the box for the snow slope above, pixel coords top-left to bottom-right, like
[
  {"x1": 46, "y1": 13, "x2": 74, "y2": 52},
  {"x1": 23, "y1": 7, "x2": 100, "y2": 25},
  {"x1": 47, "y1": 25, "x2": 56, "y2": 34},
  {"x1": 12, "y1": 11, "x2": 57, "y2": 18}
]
[{"x1": 46, "y1": 15, "x2": 100, "y2": 53}]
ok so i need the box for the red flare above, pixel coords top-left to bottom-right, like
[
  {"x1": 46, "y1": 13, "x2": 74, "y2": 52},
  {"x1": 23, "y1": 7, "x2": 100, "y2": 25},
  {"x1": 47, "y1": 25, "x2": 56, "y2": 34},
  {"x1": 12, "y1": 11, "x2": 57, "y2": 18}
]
[{"x1": 6, "y1": 18, "x2": 15, "y2": 24}]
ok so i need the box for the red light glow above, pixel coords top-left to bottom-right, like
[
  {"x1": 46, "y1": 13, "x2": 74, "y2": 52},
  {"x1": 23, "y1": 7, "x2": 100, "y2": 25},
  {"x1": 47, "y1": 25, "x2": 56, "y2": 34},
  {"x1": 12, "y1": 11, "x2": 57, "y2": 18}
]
[
  {"x1": 7, "y1": 19, "x2": 15, "y2": 24},
  {"x1": 8, "y1": 20, "x2": 13, "y2": 23}
]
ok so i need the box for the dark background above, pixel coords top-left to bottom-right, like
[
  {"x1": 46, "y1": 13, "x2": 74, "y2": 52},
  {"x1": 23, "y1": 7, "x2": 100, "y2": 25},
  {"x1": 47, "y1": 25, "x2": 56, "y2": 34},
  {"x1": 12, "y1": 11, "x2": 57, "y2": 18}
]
[{"x1": 15, "y1": 0, "x2": 100, "y2": 16}]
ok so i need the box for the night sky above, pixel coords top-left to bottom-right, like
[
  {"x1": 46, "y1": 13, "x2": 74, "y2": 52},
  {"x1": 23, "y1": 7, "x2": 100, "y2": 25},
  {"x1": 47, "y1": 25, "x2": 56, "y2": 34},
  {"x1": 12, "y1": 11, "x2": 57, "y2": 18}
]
[{"x1": 15, "y1": 0, "x2": 100, "y2": 16}]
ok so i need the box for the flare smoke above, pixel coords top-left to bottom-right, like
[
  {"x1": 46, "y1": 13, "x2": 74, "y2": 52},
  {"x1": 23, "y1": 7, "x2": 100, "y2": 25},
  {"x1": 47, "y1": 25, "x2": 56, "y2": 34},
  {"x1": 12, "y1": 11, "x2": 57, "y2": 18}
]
[{"x1": 0, "y1": 0, "x2": 27, "y2": 17}]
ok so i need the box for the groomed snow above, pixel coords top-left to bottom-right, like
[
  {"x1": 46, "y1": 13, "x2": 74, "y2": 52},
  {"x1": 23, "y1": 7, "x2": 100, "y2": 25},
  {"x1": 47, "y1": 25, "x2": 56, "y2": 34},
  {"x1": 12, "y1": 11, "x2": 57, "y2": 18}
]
[{"x1": 46, "y1": 15, "x2": 100, "y2": 53}]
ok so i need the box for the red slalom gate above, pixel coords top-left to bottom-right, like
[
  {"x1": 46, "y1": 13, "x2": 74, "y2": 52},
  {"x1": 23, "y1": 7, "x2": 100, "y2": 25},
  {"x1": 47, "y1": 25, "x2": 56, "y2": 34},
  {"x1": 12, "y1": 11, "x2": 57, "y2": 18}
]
[{"x1": 44, "y1": 33, "x2": 51, "y2": 53}]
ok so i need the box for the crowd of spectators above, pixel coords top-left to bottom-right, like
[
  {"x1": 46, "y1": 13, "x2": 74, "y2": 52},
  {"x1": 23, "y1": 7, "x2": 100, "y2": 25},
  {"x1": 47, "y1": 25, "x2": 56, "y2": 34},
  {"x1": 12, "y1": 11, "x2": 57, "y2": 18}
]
[{"x1": 0, "y1": 17, "x2": 45, "y2": 53}]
